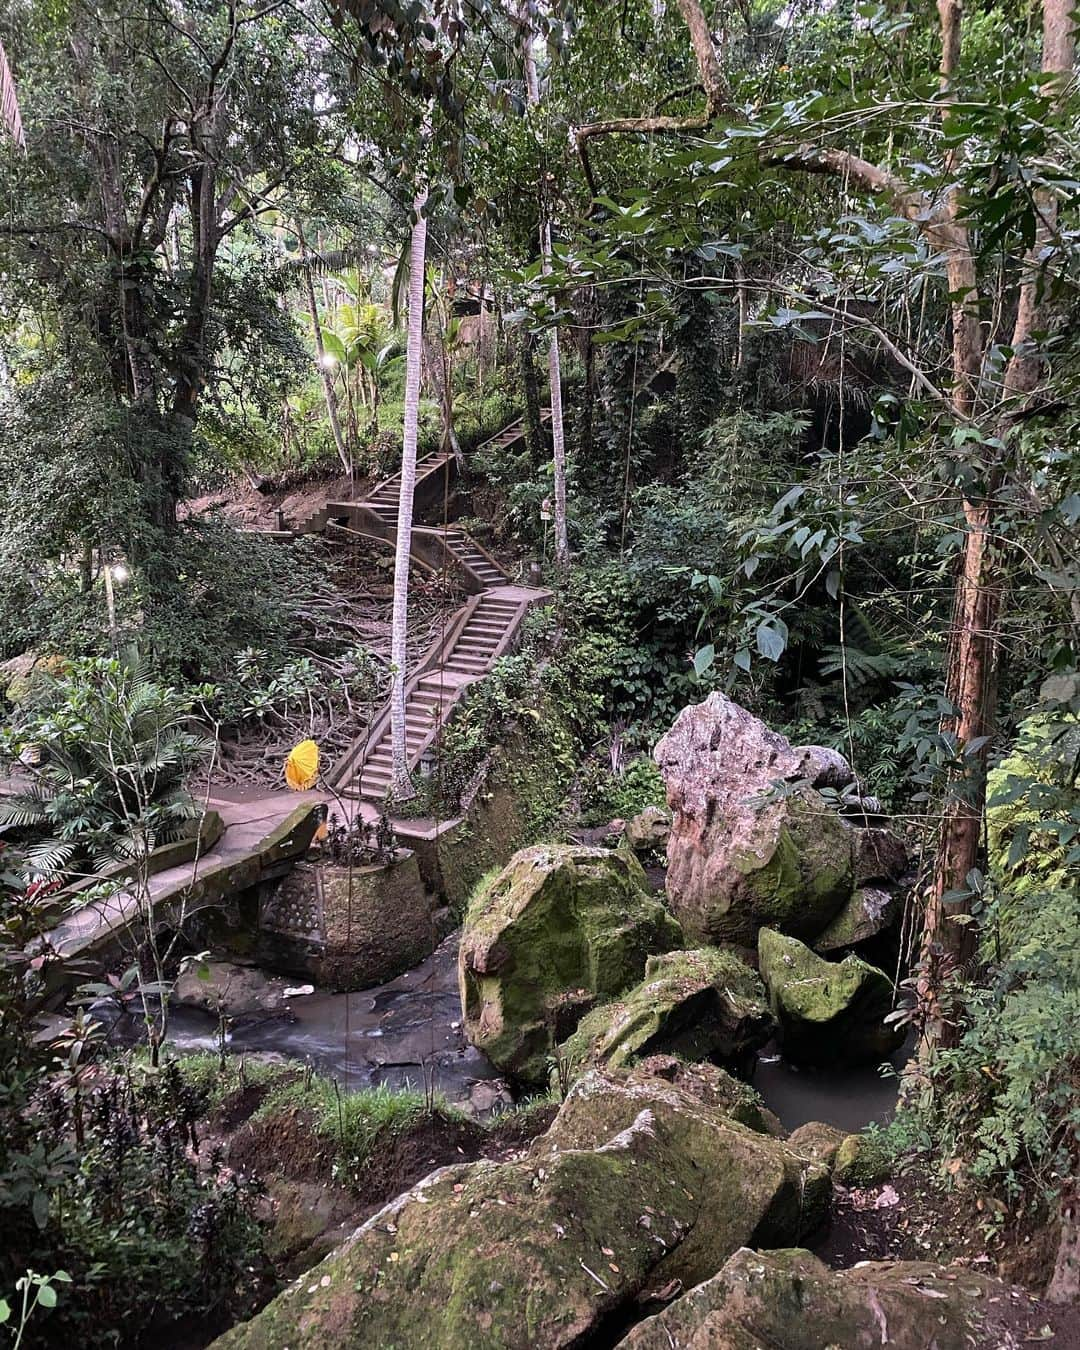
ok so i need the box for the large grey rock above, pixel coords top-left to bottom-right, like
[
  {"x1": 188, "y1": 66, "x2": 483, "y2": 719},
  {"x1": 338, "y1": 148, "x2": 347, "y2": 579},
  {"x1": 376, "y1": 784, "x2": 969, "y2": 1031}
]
[
  {"x1": 211, "y1": 1062, "x2": 828, "y2": 1350},
  {"x1": 758, "y1": 927, "x2": 904, "y2": 1067},
  {"x1": 853, "y1": 825, "x2": 908, "y2": 884},
  {"x1": 654, "y1": 695, "x2": 853, "y2": 945},
  {"x1": 623, "y1": 804, "x2": 672, "y2": 852},
  {"x1": 458, "y1": 844, "x2": 683, "y2": 1085},
  {"x1": 618, "y1": 1247, "x2": 1008, "y2": 1349},
  {"x1": 173, "y1": 961, "x2": 300, "y2": 1017},
  {"x1": 793, "y1": 744, "x2": 855, "y2": 790},
  {"x1": 557, "y1": 948, "x2": 774, "y2": 1082}
]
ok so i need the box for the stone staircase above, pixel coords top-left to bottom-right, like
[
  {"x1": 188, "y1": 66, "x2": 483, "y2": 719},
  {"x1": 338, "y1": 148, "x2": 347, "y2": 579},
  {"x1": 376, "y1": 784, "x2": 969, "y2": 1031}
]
[
  {"x1": 352, "y1": 448, "x2": 455, "y2": 527},
  {"x1": 293, "y1": 413, "x2": 543, "y2": 542},
  {"x1": 434, "y1": 526, "x2": 507, "y2": 587},
  {"x1": 286, "y1": 413, "x2": 553, "y2": 807},
  {"x1": 331, "y1": 585, "x2": 547, "y2": 803}
]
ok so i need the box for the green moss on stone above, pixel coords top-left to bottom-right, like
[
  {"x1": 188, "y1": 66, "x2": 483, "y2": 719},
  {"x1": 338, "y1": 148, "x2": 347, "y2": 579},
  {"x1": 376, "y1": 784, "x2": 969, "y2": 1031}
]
[
  {"x1": 728, "y1": 794, "x2": 853, "y2": 941},
  {"x1": 459, "y1": 844, "x2": 683, "y2": 1085},
  {"x1": 557, "y1": 948, "x2": 773, "y2": 1084},
  {"x1": 621, "y1": 1248, "x2": 1001, "y2": 1349},
  {"x1": 757, "y1": 927, "x2": 904, "y2": 1067}
]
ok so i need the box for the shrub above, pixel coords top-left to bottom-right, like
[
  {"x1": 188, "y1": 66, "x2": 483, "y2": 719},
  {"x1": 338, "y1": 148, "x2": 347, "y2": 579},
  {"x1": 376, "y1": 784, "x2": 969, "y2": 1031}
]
[
  {"x1": 908, "y1": 881, "x2": 1080, "y2": 1210},
  {"x1": 0, "y1": 655, "x2": 212, "y2": 882},
  {"x1": 0, "y1": 1052, "x2": 265, "y2": 1349}
]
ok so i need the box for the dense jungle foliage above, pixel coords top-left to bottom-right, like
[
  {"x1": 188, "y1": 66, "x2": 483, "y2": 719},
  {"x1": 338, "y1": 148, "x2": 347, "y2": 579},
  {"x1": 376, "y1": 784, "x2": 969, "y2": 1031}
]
[{"x1": 0, "y1": 0, "x2": 1078, "y2": 1343}]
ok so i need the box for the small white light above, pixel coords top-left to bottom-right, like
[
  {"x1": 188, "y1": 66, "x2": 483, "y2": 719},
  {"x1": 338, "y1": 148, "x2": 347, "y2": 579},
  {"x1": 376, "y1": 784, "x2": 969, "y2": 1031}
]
[
  {"x1": 318, "y1": 353, "x2": 338, "y2": 370},
  {"x1": 110, "y1": 564, "x2": 130, "y2": 585}
]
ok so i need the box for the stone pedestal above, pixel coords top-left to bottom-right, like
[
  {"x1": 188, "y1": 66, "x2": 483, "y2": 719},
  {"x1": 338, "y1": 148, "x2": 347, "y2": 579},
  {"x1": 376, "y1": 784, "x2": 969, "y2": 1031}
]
[{"x1": 256, "y1": 852, "x2": 446, "y2": 991}]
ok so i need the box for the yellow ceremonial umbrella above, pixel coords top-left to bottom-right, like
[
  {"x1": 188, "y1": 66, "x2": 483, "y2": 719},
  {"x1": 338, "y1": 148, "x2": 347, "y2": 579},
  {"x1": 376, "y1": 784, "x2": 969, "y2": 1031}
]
[{"x1": 284, "y1": 739, "x2": 320, "y2": 791}]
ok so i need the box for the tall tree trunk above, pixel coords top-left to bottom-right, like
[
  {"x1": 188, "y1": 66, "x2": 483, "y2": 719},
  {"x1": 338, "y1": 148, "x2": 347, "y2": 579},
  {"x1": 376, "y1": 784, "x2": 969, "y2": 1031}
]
[
  {"x1": 920, "y1": 0, "x2": 990, "y2": 990},
  {"x1": 520, "y1": 331, "x2": 544, "y2": 462},
  {"x1": 520, "y1": 6, "x2": 570, "y2": 568},
  {"x1": 390, "y1": 188, "x2": 428, "y2": 799},
  {"x1": 298, "y1": 227, "x2": 351, "y2": 478},
  {"x1": 924, "y1": 0, "x2": 1074, "y2": 995}
]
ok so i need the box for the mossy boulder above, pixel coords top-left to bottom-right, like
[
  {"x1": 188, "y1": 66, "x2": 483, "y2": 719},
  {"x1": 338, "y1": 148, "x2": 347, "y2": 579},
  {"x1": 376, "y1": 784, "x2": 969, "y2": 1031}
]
[
  {"x1": 623, "y1": 805, "x2": 672, "y2": 852},
  {"x1": 557, "y1": 948, "x2": 774, "y2": 1085},
  {"x1": 618, "y1": 1247, "x2": 1005, "y2": 1349},
  {"x1": 787, "y1": 1120, "x2": 846, "y2": 1172},
  {"x1": 853, "y1": 825, "x2": 908, "y2": 884},
  {"x1": 833, "y1": 1130, "x2": 894, "y2": 1188},
  {"x1": 544, "y1": 1063, "x2": 830, "y2": 1285},
  {"x1": 630, "y1": 1054, "x2": 785, "y2": 1135},
  {"x1": 654, "y1": 695, "x2": 854, "y2": 946},
  {"x1": 459, "y1": 844, "x2": 682, "y2": 1085},
  {"x1": 758, "y1": 928, "x2": 904, "y2": 1067},
  {"x1": 211, "y1": 1063, "x2": 828, "y2": 1350}
]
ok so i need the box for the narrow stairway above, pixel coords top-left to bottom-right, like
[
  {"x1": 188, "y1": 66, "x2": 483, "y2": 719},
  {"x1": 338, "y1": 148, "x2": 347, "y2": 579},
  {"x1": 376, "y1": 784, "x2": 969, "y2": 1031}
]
[
  {"x1": 438, "y1": 527, "x2": 506, "y2": 586},
  {"x1": 300, "y1": 410, "x2": 553, "y2": 806},
  {"x1": 362, "y1": 449, "x2": 453, "y2": 525},
  {"x1": 339, "y1": 590, "x2": 530, "y2": 802}
]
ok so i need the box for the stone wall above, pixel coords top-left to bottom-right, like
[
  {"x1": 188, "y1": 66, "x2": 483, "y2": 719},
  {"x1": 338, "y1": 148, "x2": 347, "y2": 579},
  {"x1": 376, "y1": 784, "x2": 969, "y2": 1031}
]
[{"x1": 254, "y1": 852, "x2": 449, "y2": 991}]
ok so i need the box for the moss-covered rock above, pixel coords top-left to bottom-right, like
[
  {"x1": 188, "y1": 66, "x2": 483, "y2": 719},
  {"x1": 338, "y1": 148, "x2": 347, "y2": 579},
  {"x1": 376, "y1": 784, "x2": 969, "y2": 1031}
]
[
  {"x1": 618, "y1": 1247, "x2": 1005, "y2": 1349},
  {"x1": 630, "y1": 1054, "x2": 785, "y2": 1135},
  {"x1": 654, "y1": 695, "x2": 854, "y2": 946},
  {"x1": 556, "y1": 948, "x2": 773, "y2": 1084},
  {"x1": 212, "y1": 1063, "x2": 827, "y2": 1350},
  {"x1": 459, "y1": 844, "x2": 682, "y2": 1084},
  {"x1": 787, "y1": 1120, "x2": 846, "y2": 1172},
  {"x1": 852, "y1": 826, "x2": 908, "y2": 884},
  {"x1": 623, "y1": 805, "x2": 672, "y2": 852},
  {"x1": 757, "y1": 928, "x2": 904, "y2": 1067},
  {"x1": 543, "y1": 1063, "x2": 831, "y2": 1283},
  {"x1": 833, "y1": 1130, "x2": 894, "y2": 1188}
]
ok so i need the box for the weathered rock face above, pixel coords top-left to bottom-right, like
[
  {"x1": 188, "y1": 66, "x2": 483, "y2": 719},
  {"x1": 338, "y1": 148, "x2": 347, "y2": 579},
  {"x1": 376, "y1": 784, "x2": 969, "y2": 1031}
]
[
  {"x1": 853, "y1": 825, "x2": 909, "y2": 885},
  {"x1": 458, "y1": 844, "x2": 683, "y2": 1084},
  {"x1": 814, "y1": 884, "x2": 899, "y2": 953},
  {"x1": 758, "y1": 928, "x2": 905, "y2": 1067},
  {"x1": 540, "y1": 1063, "x2": 830, "y2": 1288},
  {"x1": 173, "y1": 960, "x2": 302, "y2": 1017},
  {"x1": 618, "y1": 1247, "x2": 1004, "y2": 1349},
  {"x1": 786, "y1": 1120, "x2": 846, "y2": 1172},
  {"x1": 654, "y1": 695, "x2": 854, "y2": 945},
  {"x1": 212, "y1": 1063, "x2": 827, "y2": 1350},
  {"x1": 558, "y1": 948, "x2": 774, "y2": 1083},
  {"x1": 623, "y1": 805, "x2": 672, "y2": 852}
]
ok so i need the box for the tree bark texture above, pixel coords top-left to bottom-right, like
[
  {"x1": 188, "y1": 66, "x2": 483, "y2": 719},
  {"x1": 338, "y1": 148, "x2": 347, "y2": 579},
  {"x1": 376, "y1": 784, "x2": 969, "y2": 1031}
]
[{"x1": 389, "y1": 188, "x2": 429, "y2": 798}]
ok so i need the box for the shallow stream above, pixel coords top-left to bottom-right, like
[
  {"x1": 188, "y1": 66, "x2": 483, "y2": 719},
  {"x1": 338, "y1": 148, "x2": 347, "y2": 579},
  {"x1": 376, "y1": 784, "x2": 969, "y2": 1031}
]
[
  {"x1": 108, "y1": 933, "x2": 510, "y2": 1114},
  {"x1": 115, "y1": 932, "x2": 911, "y2": 1130}
]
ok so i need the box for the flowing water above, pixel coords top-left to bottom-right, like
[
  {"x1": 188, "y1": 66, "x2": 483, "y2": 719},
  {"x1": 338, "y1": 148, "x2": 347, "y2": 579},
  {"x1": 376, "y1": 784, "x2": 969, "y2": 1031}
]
[
  {"x1": 104, "y1": 928, "x2": 910, "y2": 1130},
  {"x1": 105, "y1": 932, "x2": 510, "y2": 1114}
]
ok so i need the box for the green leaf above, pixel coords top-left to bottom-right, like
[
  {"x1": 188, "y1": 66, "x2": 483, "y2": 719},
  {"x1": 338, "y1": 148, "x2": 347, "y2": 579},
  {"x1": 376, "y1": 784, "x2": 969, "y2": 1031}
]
[
  {"x1": 756, "y1": 621, "x2": 787, "y2": 662},
  {"x1": 37, "y1": 1284, "x2": 57, "y2": 1309},
  {"x1": 693, "y1": 644, "x2": 715, "y2": 678}
]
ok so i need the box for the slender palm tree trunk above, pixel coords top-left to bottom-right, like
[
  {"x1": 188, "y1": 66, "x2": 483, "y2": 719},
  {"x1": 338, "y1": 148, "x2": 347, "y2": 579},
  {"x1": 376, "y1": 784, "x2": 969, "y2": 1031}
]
[
  {"x1": 520, "y1": 9, "x2": 570, "y2": 568},
  {"x1": 390, "y1": 188, "x2": 429, "y2": 798}
]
